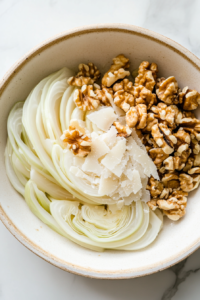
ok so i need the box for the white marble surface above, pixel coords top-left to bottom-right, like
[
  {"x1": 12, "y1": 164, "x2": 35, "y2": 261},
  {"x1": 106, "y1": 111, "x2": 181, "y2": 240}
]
[{"x1": 1, "y1": 0, "x2": 200, "y2": 299}]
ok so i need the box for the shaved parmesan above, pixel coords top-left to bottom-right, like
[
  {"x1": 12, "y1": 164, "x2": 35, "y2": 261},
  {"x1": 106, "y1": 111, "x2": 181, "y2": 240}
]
[
  {"x1": 131, "y1": 129, "x2": 146, "y2": 150},
  {"x1": 121, "y1": 170, "x2": 142, "y2": 196},
  {"x1": 100, "y1": 126, "x2": 118, "y2": 148},
  {"x1": 101, "y1": 139, "x2": 126, "y2": 171},
  {"x1": 82, "y1": 136, "x2": 109, "y2": 175},
  {"x1": 70, "y1": 166, "x2": 94, "y2": 183},
  {"x1": 127, "y1": 137, "x2": 159, "y2": 180},
  {"x1": 99, "y1": 176, "x2": 118, "y2": 196},
  {"x1": 87, "y1": 107, "x2": 117, "y2": 131},
  {"x1": 70, "y1": 119, "x2": 87, "y2": 134}
]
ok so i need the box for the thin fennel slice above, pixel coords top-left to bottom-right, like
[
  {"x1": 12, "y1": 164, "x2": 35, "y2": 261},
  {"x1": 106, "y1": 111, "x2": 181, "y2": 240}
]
[
  {"x1": 25, "y1": 181, "x2": 103, "y2": 252},
  {"x1": 117, "y1": 210, "x2": 162, "y2": 250},
  {"x1": 5, "y1": 140, "x2": 25, "y2": 196}
]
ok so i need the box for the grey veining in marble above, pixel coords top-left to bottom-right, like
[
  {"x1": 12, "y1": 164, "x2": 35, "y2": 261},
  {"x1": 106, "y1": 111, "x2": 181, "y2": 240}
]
[{"x1": 1, "y1": 0, "x2": 200, "y2": 299}]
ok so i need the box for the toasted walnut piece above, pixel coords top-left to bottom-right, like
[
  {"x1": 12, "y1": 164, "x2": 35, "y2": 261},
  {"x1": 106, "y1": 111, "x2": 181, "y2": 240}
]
[
  {"x1": 102, "y1": 54, "x2": 130, "y2": 87},
  {"x1": 144, "y1": 113, "x2": 158, "y2": 132},
  {"x1": 156, "y1": 76, "x2": 179, "y2": 105},
  {"x1": 144, "y1": 133, "x2": 158, "y2": 148},
  {"x1": 113, "y1": 79, "x2": 135, "y2": 112},
  {"x1": 134, "y1": 61, "x2": 158, "y2": 92},
  {"x1": 180, "y1": 117, "x2": 200, "y2": 141},
  {"x1": 179, "y1": 86, "x2": 188, "y2": 104},
  {"x1": 61, "y1": 126, "x2": 91, "y2": 157},
  {"x1": 113, "y1": 122, "x2": 132, "y2": 138},
  {"x1": 191, "y1": 138, "x2": 200, "y2": 155},
  {"x1": 134, "y1": 85, "x2": 157, "y2": 109},
  {"x1": 188, "y1": 167, "x2": 200, "y2": 174},
  {"x1": 114, "y1": 91, "x2": 134, "y2": 112},
  {"x1": 174, "y1": 128, "x2": 191, "y2": 145},
  {"x1": 162, "y1": 172, "x2": 180, "y2": 189},
  {"x1": 126, "y1": 107, "x2": 138, "y2": 128},
  {"x1": 173, "y1": 128, "x2": 191, "y2": 156},
  {"x1": 194, "y1": 152, "x2": 200, "y2": 167},
  {"x1": 160, "y1": 188, "x2": 172, "y2": 199},
  {"x1": 182, "y1": 111, "x2": 196, "y2": 118},
  {"x1": 179, "y1": 173, "x2": 197, "y2": 192},
  {"x1": 74, "y1": 85, "x2": 100, "y2": 111},
  {"x1": 149, "y1": 148, "x2": 169, "y2": 168},
  {"x1": 151, "y1": 123, "x2": 176, "y2": 154},
  {"x1": 113, "y1": 78, "x2": 134, "y2": 94},
  {"x1": 163, "y1": 156, "x2": 174, "y2": 170},
  {"x1": 151, "y1": 103, "x2": 182, "y2": 128},
  {"x1": 183, "y1": 156, "x2": 194, "y2": 172},
  {"x1": 163, "y1": 156, "x2": 185, "y2": 171},
  {"x1": 126, "y1": 104, "x2": 147, "y2": 129},
  {"x1": 179, "y1": 87, "x2": 200, "y2": 110},
  {"x1": 147, "y1": 199, "x2": 158, "y2": 211},
  {"x1": 158, "y1": 191, "x2": 187, "y2": 221},
  {"x1": 68, "y1": 63, "x2": 101, "y2": 86},
  {"x1": 95, "y1": 87, "x2": 113, "y2": 106},
  {"x1": 146, "y1": 177, "x2": 164, "y2": 198}
]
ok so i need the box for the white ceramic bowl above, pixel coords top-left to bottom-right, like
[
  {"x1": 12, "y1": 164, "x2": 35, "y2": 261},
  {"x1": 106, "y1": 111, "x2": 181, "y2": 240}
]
[{"x1": 1, "y1": 24, "x2": 200, "y2": 279}]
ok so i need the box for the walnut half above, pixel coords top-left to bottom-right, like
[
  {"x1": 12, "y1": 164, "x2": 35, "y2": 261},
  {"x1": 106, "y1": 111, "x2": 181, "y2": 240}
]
[
  {"x1": 61, "y1": 121, "x2": 91, "y2": 157},
  {"x1": 179, "y1": 87, "x2": 200, "y2": 110},
  {"x1": 156, "y1": 76, "x2": 179, "y2": 105},
  {"x1": 134, "y1": 61, "x2": 158, "y2": 92},
  {"x1": 68, "y1": 63, "x2": 101, "y2": 87},
  {"x1": 113, "y1": 79, "x2": 135, "y2": 112},
  {"x1": 102, "y1": 54, "x2": 130, "y2": 87},
  {"x1": 126, "y1": 104, "x2": 147, "y2": 129},
  {"x1": 74, "y1": 85, "x2": 100, "y2": 111}
]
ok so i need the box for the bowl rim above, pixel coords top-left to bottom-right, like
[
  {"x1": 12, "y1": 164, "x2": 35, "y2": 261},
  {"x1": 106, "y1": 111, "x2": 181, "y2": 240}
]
[{"x1": 1, "y1": 23, "x2": 200, "y2": 279}]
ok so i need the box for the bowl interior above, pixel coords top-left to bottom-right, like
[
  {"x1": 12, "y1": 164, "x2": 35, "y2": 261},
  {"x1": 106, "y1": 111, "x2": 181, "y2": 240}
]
[{"x1": 1, "y1": 26, "x2": 200, "y2": 279}]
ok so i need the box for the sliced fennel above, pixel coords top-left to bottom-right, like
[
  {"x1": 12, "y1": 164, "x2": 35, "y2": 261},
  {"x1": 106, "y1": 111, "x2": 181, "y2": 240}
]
[
  {"x1": 5, "y1": 66, "x2": 163, "y2": 252},
  {"x1": 5, "y1": 140, "x2": 25, "y2": 196}
]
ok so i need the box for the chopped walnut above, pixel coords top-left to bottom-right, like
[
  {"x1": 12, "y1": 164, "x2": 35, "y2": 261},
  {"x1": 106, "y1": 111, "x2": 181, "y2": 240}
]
[
  {"x1": 113, "y1": 78, "x2": 134, "y2": 94},
  {"x1": 113, "y1": 79, "x2": 134, "y2": 112},
  {"x1": 174, "y1": 128, "x2": 191, "y2": 156},
  {"x1": 156, "y1": 76, "x2": 179, "y2": 105},
  {"x1": 147, "y1": 199, "x2": 158, "y2": 211},
  {"x1": 194, "y1": 152, "x2": 200, "y2": 167},
  {"x1": 157, "y1": 190, "x2": 188, "y2": 221},
  {"x1": 151, "y1": 103, "x2": 182, "y2": 128},
  {"x1": 151, "y1": 123, "x2": 177, "y2": 154},
  {"x1": 163, "y1": 156, "x2": 185, "y2": 171},
  {"x1": 95, "y1": 86, "x2": 112, "y2": 106},
  {"x1": 146, "y1": 177, "x2": 164, "y2": 198},
  {"x1": 144, "y1": 113, "x2": 158, "y2": 132},
  {"x1": 68, "y1": 63, "x2": 101, "y2": 86},
  {"x1": 188, "y1": 167, "x2": 200, "y2": 174},
  {"x1": 134, "y1": 61, "x2": 158, "y2": 92},
  {"x1": 179, "y1": 173, "x2": 200, "y2": 192},
  {"x1": 61, "y1": 124, "x2": 91, "y2": 157},
  {"x1": 102, "y1": 54, "x2": 130, "y2": 87},
  {"x1": 179, "y1": 87, "x2": 200, "y2": 110},
  {"x1": 113, "y1": 122, "x2": 132, "y2": 138},
  {"x1": 126, "y1": 104, "x2": 147, "y2": 129},
  {"x1": 134, "y1": 85, "x2": 157, "y2": 109},
  {"x1": 149, "y1": 148, "x2": 169, "y2": 168},
  {"x1": 183, "y1": 155, "x2": 194, "y2": 172},
  {"x1": 179, "y1": 117, "x2": 200, "y2": 141},
  {"x1": 74, "y1": 85, "x2": 100, "y2": 111},
  {"x1": 161, "y1": 171, "x2": 180, "y2": 189},
  {"x1": 160, "y1": 188, "x2": 172, "y2": 199},
  {"x1": 191, "y1": 138, "x2": 200, "y2": 155}
]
